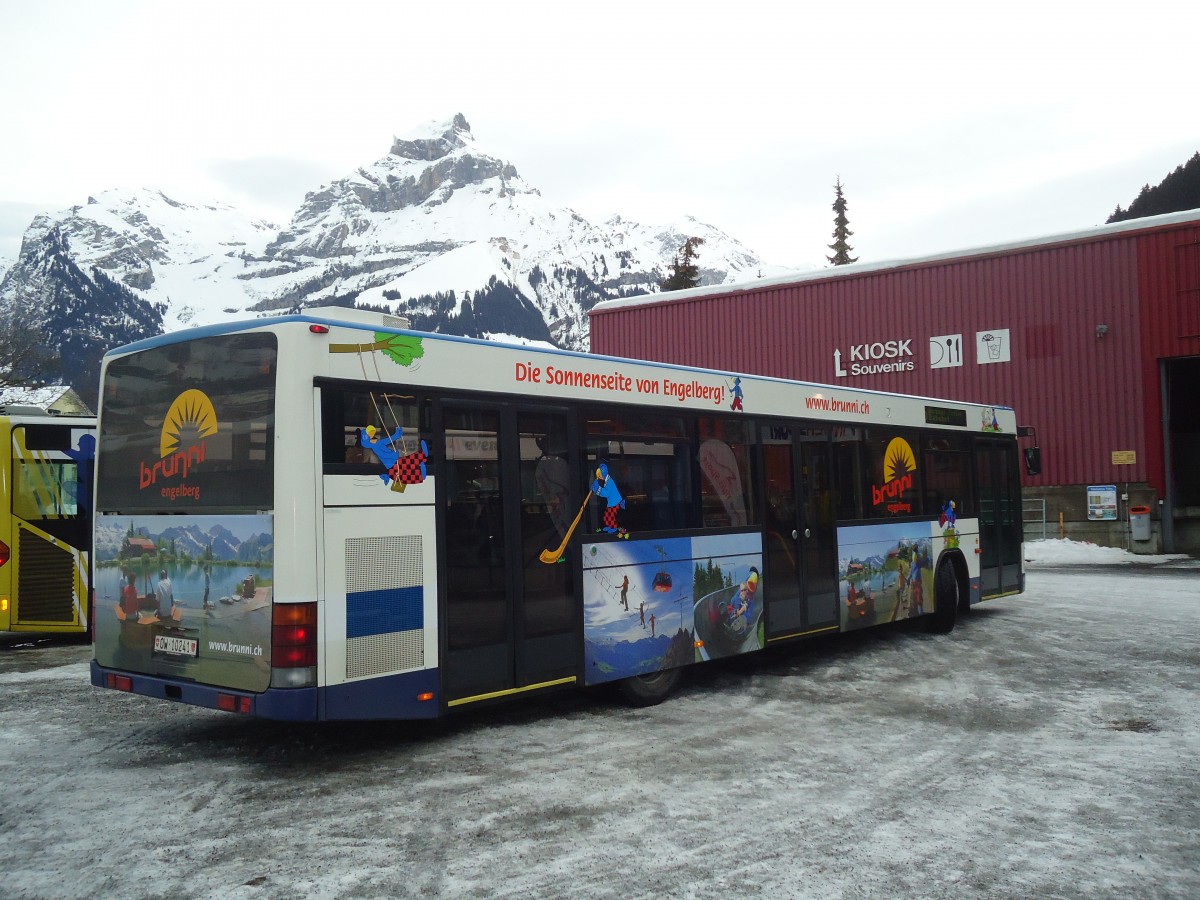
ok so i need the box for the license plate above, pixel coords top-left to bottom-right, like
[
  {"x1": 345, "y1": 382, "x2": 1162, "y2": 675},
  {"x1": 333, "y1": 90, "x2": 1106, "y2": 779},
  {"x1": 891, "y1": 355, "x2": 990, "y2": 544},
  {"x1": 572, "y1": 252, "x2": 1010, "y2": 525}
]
[{"x1": 154, "y1": 634, "x2": 198, "y2": 657}]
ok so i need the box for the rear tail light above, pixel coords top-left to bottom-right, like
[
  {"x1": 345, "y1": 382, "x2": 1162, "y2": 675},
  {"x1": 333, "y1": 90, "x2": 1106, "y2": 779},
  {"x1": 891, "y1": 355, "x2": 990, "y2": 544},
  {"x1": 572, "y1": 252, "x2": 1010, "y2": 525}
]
[
  {"x1": 217, "y1": 693, "x2": 254, "y2": 714},
  {"x1": 105, "y1": 674, "x2": 133, "y2": 692},
  {"x1": 272, "y1": 602, "x2": 317, "y2": 688},
  {"x1": 272, "y1": 602, "x2": 318, "y2": 666},
  {"x1": 0, "y1": 539, "x2": 9, "y2": 567}
]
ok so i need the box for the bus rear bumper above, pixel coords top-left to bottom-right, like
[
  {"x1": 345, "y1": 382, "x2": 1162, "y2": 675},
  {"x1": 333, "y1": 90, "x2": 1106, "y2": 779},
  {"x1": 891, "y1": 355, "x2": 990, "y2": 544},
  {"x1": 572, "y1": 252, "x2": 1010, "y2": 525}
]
[
  {"x1": 91, "y1": 659, "x2": 317, "y2": 721},
  {"x1": 90, "y1": 661, "x2": 442, "y2": 721}
]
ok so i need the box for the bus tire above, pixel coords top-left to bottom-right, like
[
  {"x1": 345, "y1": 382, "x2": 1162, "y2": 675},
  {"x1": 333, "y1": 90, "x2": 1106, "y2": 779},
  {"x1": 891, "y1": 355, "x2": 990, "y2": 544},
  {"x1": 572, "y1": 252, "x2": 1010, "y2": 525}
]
[
  {"x1": 925, "y1": 562, "x2": 959, "y2": 634},
  {"x1": 616, "y1": 667, "x2": 683, "y2": 707}
]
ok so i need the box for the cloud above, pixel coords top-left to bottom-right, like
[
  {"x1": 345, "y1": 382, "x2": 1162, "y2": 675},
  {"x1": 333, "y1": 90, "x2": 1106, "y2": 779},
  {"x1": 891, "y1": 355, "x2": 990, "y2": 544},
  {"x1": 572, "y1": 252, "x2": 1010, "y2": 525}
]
[{"x1": 204, "y1": 157, "x2": 345, "y2": 221}]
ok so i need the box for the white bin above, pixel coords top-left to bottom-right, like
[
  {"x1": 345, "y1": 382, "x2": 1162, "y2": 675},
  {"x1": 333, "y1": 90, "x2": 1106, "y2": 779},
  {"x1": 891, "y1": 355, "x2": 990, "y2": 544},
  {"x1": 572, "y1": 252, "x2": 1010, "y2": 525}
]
[{"x1": 1130, "y1": 506, "x2": 1152, "y2": 542}]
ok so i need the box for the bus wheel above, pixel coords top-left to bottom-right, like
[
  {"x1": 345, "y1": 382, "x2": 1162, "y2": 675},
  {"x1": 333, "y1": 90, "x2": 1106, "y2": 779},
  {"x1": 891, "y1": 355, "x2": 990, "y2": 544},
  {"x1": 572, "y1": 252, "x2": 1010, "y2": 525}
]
[
  {"x1": 925, "y1": 562, "x2": 959, "y2": 634},
  {"x1": 616, "y1": 667, "x2": 683, "y2": 707}
]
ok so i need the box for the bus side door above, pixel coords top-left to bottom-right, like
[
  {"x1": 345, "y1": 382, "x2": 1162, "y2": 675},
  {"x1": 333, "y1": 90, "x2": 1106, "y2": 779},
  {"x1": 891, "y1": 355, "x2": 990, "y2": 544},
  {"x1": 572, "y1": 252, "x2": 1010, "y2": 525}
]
[
  {"x1": 976, "y1": 439, "x2": 1023, "y2": 596},
  {"x1": 440, "y1": 404, "x2": 578, "y2": 705},
  {"x1": 760, "y1": 423, "x2": 839, "y2": 638}
]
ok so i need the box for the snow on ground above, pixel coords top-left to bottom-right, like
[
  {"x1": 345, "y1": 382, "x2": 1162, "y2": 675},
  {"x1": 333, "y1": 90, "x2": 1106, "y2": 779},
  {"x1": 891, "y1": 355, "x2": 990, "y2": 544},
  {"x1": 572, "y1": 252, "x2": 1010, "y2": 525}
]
[
  {"x1": 1024, "y1": 538, "x2": 1196, "y2": 567},
  {"x1": 1, "y1": 548, "x2": 1197, "y2": 899}
]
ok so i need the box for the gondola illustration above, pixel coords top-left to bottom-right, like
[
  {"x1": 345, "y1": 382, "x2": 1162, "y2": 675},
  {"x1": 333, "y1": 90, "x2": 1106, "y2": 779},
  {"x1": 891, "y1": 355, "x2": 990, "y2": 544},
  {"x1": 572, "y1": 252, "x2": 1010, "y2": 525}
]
[{"x1": 651, "y1": 546, "x2": 673, "y2": 592}]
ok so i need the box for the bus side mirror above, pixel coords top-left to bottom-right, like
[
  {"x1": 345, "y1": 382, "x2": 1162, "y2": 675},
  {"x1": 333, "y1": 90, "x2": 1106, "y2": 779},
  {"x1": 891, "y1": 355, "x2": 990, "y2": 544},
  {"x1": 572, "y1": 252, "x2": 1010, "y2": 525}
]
[{"x1": 1023, "y1": 446, "x2": 1041, "y2": 477}]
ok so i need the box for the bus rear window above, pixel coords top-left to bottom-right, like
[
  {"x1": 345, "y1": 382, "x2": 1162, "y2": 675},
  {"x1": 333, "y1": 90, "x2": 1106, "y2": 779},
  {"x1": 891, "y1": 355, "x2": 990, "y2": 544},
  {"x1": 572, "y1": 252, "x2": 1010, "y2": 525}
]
[{"x1": 97, "y1": 333, "x2": 277, "y2": 512}]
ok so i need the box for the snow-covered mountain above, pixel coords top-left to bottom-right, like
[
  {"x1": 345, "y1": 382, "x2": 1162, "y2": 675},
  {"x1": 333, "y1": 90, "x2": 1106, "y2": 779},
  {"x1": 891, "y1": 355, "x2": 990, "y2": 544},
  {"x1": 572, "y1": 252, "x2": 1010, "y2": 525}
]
[
  {"x1": 0, "y1": 114, "x2": 793, "y2": 402},
  {"x1": 93, "y1": 519, "x2": 271, "y2": 563}
]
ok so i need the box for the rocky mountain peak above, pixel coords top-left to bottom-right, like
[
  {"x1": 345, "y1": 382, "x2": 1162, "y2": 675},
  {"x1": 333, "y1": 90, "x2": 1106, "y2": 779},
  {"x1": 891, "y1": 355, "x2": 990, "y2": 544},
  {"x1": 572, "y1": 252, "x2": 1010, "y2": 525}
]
[
  {"x1": 272, "y1": 113, "x2": 523, "y2": 258},
  {"x1": 388, "y1": 112, "x2": 474, "y2": 162}
]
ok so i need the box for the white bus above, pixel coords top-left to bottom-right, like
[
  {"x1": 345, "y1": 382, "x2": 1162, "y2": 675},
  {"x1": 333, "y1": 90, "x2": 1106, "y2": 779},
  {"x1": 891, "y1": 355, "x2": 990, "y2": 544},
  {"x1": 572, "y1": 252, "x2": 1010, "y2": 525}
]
[{"x1": 91, "y1": 307, "x2": 1027, "y2": 720}]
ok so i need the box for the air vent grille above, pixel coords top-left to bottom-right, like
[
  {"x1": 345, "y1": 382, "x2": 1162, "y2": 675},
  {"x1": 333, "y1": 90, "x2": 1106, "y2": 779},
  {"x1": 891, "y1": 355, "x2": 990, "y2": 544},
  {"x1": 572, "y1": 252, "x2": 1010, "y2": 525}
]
[
  {"x1": 17, "y1": 528, "x2": 75, "y2": 623},
  {"x1": 344, "y1": 535, "x2": 424, "y2": 679}
]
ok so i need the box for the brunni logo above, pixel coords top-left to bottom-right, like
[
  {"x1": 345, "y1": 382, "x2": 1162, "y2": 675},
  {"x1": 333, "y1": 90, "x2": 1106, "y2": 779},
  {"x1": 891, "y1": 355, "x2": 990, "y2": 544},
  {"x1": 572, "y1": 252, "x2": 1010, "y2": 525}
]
[
  {"x1": 139, "y1": 389, "x2": 218, "y2": 496},
  {"x1": 871, "y1": 437, "x2": 916, "y2": 514}
]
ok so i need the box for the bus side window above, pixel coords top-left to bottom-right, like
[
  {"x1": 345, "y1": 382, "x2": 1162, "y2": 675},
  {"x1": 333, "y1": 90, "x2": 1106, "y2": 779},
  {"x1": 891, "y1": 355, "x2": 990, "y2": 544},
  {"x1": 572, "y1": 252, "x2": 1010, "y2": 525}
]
[
  {"x1": 585, "y1": 410, "x2": 693, "y2": 534},
  {"x1": 320, "y1": 386, "x2": 425, "y2": 475},
  {"x1": 832, "y1": 429, "x2": 864, "y2": 520},
  {"x1": 922, "y1": 434, "x2": 974, "y2": 517},
  {"x1": 12, "y1": 460, "x2": 79, "y2": 519},
  {"x1": 343, "y1": 429, "x2": 372, "y2": 465},
  {"x1": 697, "y1": 416, "x2": 755, "y2": 527}
]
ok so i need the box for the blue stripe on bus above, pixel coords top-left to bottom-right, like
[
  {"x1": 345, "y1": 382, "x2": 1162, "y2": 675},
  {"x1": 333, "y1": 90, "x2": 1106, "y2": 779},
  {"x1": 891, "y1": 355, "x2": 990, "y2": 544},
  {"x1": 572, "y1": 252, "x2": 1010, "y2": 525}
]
[{"x1": 346, "y1": 585, "x2": 424, "y2": 638}]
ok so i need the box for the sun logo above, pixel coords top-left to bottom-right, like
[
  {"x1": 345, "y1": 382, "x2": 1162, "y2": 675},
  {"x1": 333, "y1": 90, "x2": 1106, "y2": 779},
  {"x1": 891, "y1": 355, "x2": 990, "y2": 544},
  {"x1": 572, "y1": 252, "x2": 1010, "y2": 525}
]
[
  {"x1": 139, "y1": 389, "x2": 218, "y2": 492},
  {"x1": 873, "y1": 437, "x2": 917, "y2": 509},
  {"x1": 160, "y1": 389, "x2": 218, "y2": 458},
  {"x1": 883, "y1": 437, "x2": 916, "y2": 484}
]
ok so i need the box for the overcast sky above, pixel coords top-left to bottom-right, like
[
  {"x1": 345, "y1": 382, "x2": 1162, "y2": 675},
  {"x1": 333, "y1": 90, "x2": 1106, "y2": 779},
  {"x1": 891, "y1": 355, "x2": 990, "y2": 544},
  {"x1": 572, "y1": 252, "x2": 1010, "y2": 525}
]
[{"x1": 1, "y1": 0, "x2": 1196, "y2": 268}]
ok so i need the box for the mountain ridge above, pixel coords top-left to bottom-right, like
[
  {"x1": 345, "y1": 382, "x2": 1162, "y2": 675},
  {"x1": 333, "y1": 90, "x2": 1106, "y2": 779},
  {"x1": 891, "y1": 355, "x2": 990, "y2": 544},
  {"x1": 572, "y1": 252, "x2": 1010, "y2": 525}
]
[{"x1": 0, "y1": 114, "x2": 795, "y2": 403}]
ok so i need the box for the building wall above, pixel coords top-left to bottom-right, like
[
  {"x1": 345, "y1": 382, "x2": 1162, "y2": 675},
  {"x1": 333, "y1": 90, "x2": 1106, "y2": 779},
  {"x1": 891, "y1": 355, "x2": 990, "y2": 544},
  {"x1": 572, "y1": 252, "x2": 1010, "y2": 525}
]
[
  {"x1": 1136, "y1": 227, "x2": 1200, "y2": 495},
  {"x1": 591, "y1": 213, "x2": 1200, "y2": 552}
]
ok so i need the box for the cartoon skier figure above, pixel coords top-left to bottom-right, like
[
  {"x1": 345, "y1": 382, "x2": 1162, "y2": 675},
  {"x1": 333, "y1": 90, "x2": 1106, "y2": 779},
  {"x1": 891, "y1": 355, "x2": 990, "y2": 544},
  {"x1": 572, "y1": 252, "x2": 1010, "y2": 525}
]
[
  {"x1": 730, "y1": 376, "x2": 744, "y2": 412},
  {"x1": 361, "y1": 424, "x2": 428, "y2": 493},
  {"x1": 939, "y1": 499, "x2": 960, "y2": 549},
  {"x1": 591, "y1": 460, "x2": 627, "y2": 537}
]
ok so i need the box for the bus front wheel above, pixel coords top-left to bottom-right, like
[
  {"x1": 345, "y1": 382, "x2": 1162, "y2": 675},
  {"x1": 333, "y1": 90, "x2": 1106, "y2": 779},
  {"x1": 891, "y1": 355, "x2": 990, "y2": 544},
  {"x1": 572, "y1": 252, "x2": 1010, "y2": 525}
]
[
  {"x1": 925, "y1": 562, "x2": 959, "y2": 634},
  {"x1": 616, "y1": 667, "x2": 683, "y2": 707}
]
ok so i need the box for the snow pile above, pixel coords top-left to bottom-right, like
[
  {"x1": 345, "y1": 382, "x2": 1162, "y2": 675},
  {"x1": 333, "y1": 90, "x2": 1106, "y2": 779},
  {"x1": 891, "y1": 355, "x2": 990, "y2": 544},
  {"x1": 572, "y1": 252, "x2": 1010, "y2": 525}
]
[{"x1": 1024, "y1": 538, "x2": 1192, "y2": 567}]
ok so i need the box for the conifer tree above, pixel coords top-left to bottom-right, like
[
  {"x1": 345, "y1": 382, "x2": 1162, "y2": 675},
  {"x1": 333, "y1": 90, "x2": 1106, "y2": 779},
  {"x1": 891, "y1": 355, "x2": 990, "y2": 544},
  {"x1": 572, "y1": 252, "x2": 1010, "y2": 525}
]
[
  {"x1": 660, "y1": 236, "x2": 705, "y2": 291},
  {"x1": 826, "y1": 177, "x2": 859, "y2": 266},
  {"x1": 1107, "y1": 151, "x2": 1200, "y2": 223},
  {"x1": 0, "y1": 313, "x2": 58, "y2": 389}
]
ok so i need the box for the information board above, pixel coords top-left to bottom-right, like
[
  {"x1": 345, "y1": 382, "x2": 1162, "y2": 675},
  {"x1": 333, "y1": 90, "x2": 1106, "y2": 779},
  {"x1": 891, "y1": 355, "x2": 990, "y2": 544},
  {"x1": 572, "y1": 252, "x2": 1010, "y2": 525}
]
[{"x1": 1087, "y1": 484, "x2": 1118, "y2": 521}]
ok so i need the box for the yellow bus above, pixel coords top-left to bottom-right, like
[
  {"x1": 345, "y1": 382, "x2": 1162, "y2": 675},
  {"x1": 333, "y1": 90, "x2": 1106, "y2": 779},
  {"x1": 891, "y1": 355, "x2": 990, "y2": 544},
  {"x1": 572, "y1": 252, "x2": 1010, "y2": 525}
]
[{"x1": 0, "y1": 406, "x2": 96, "y2": 636}]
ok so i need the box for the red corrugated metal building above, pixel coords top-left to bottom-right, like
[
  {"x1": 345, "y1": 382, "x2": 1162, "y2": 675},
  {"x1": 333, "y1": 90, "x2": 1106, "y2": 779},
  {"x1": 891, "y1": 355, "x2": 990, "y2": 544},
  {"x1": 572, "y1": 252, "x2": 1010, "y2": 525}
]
[{"x1": 590, "y1": 209, "x2": 1200, "y2": 553}]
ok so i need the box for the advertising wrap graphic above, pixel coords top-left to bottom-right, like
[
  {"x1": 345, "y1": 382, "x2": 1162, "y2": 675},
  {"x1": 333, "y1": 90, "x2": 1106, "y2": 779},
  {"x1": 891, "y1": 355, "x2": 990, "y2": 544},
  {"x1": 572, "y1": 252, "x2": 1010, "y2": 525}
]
[
  {"x1": 139, "y1": 389, "x2": 218, "y2": 502},
  {"x1": 93, "y1": 513, "x2": 274, "y2": 693},
  {"x1": 838, "y1": 523, "x2": 933, "y2": 630},
  {"x1": 872, "y1": 437, "x2": 917, "y2": 515},
  {"x1": 582, "y1": 533, "x2": 763, "y2": 685}
]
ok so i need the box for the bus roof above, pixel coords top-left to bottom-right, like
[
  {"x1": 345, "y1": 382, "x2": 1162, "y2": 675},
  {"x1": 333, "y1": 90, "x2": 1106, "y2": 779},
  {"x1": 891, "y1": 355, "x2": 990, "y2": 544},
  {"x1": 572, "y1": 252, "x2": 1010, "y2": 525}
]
[{"x1": 101, "y1": 307, "x2": 1015, "y2": 420}]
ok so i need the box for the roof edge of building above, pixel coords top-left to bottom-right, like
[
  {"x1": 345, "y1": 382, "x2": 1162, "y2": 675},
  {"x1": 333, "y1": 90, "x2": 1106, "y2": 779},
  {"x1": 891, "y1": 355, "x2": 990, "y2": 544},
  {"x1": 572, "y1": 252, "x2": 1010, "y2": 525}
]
[{"x1": 591, "y1": 207, "x2": 1200, "y2": 316}]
